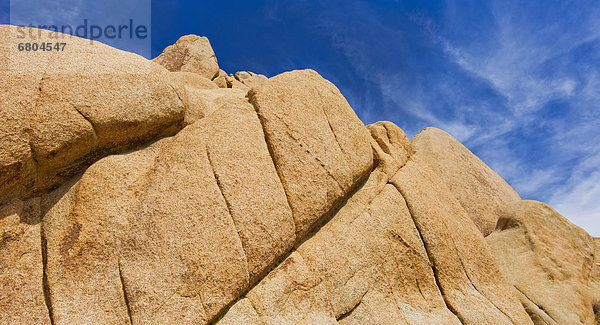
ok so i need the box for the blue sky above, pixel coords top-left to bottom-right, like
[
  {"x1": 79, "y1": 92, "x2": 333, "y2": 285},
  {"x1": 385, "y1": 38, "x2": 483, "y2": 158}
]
[{"x1": 2, "y1": 1, "x2": 598, "y2": 236}]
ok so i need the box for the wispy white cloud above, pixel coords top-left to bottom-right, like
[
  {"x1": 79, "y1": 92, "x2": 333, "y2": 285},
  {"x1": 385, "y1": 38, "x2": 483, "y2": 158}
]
[
  {"x1": 549, "y1": 153, "x2": 600, "y2": 236},
  {"x1": 311, "y1": 0, "x2": 600, "y2": 235}
]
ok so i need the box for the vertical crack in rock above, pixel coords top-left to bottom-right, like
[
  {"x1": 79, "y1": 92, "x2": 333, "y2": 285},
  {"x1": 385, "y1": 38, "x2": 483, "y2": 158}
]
[
  {"x1": 118, "y1": 259, "x2": 133, "y2": 325},
  {"x1": 40, "y1": 224, "x2": 55, "y2": 325},
  {"x1": 249, "y1": 88, "x2": 347, "y2": 202},
  {"x1": 454, "y1": 246, "x2": 514, "y2": 324},
  {"x1": 391, "y1": 182, "x2": 464, "y2": 325},
  {"x1": 26, "y1": 72, "x2": 48, "y2": 172},
  {"x1": 211, "y1": 94, "x2": 374, "y2": 323},
  {"x1": 27, "y1": 140, "x2": 40, "y2": 166},
  {"x1": 206, "y1": 146, "x2": 251, "y2": 284},
  {"x1": 282, "y1": 126, "x2": 347, "y2": 195},
  {"x1": 168, "y1": 83, "x2": 185, "y2": 108},
  {"x1": 248, "y1": 102, "x2": 297, "y2": 237},
  {"x1": 321, "y1": 104, "x2": 347, "y2": 158},
  {"x1": 210, "y1": 172, "x2": 372, "y2": 323},
  {"x1": 514, "y1": 286, "x2": 557, "y2": 324},
  {"x1": 416, "y1": 278, "x2": 427, "y2": 301}
]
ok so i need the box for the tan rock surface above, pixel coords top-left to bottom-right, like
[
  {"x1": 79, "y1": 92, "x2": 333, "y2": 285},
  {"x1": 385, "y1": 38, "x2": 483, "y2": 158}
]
[
  {"x1": 153, "y1": 35, "x2": 220, "y2": 80},
  {"x1": 367, "y1": 121, "x2": 412, "y2": 177},
  {"x1": 226, "y1": 74, "x2": 249, "y2": 90},
  {"x1": 168, "y1": 71, "x2": 218, "y2": 92},
  {"x1": 249, "y1": 69, "x2": 373, "y2": 239},
  {"x1": 0, "y1": 198, "x2": 49, "y2": 324},
  {"x1": 0, "y1": 25, "x2": 185, "y2": 204},
  {"x1": 593, "y1": 238, "x2": 600, "y2": 324},
  {"x1": 38, "y1": 68, "x2": 375, "y2": 324},
  {"x1": 235, "y1": 71, "x2": 269, "y2": 88},
  {"x1": 391, "y1": 159, "x2": 532, "y2": 324},
  {"x1": 411, "y1": 127, "x2": 521, "y2": 236},
  {"x1": 166, "y1": 70, "x2": 247, "y2": 125},
  {"x1": 182, "y1": 87, "x2": 248, "y2": 125},
  {"x1": 41, "y1": 101, "x2": 295, "y2": 324},
  {"x1": 213, "y1": 69, "x2": 230, "y2": 88},
  {"x1": 486, "y1": 200, "x2": 598, "y2": 324},
  {"x1": 2, "y1": 27, "x2": 596, "y2": 325},
  {"x1": 219, "y1": 169, "x2": 462, "y2": 324},
  {"x1": 593, "y1": 237, "x2": 600, "y2": 290}
]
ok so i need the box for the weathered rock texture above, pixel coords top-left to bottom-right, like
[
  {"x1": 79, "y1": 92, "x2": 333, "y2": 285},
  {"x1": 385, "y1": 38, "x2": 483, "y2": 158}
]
[
  {"x1": 593, "y1": 238, "x2": 600, "y2": 324},
  {"x1": 1, "y1": 28, "x2": 597, "y2": 325},
  {"x1": 248, "y1": 69, "x2": 373, "y2": 240},
  {"x1": 411, "y1": 127, "x2": 521, "y2": 236},
  {"x1": 235, "y1": 71, "x2": 268, "y2": 88},
  {"x1": 0, "y1": 198, "x2": 49, "y2": 324},
  {"x1": 0, "y1": 25, "x2": 185, "y2": 204},
  {"x1": 487, "y1": 201, "x2": 598, "y2": 324},
  {"x1": 153, "y1": 35, "x2": 220, "y2": 80}
]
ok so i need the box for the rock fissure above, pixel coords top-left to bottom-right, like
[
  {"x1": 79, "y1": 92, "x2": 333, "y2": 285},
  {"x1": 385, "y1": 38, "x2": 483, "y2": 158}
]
[
  {"x1": 73, "y1": 106, "x2": 99, "y2": 140},
  {"x1": 40, "y1": 224, "x2": 55, "y2": 325},
  {"x1": 514, "y1": 285, "x2": 557, "y2": 324},
  {"x1": 390, "y1": 181, "x2": 464, "y2": 324},
  {"x1": 336, "y1": 298, "x2": 363, "y2": 322},
  {"x1": 322, "y1": 104, "x2": 348, "y2": 161},
  {"x1": 210, "y1": 172, "x2": 372, "y2": 323},
  {"x1": 168, "y1": 83, "x2": 186, "y2": 109},
  {"x1": 3, "y1": 29, "x2": 597, "y2": 325},
  {"x1": 282, "y1": 126, "x2": 347, "y2": 195},
  {"x1": 455, "y1": 244, "x2": 514, "y2": 324},
  {"x1": 249, "y1": 108, "x2": 298, "y2": 238},
  {"x1": 118, "y1": 259, "x2": 133, "y2": 325},
  {"x1": 206, "y1": 146, "x2": 251, "y2": 284}
]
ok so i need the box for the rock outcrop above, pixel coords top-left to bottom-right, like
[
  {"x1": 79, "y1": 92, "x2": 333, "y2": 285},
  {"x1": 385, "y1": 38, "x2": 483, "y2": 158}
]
[
  {"x1": 1, "y1": 28, "x2": 597, "y2": 325},
  {"x1": 411, "y1": 127, "x2": 521, "y2": 236},
  {"x1": 0, "y1": 25, "x2": 185, "y2": 204},
  {"x1": 153, "y1": 35, "x2": 220, "y2": 80},
  {"x1": 235, "y1": 71, "x2": 268, "y2": 88},
  {"x1": 486, "y1": 201, "x2": 598, "y2": 324}
]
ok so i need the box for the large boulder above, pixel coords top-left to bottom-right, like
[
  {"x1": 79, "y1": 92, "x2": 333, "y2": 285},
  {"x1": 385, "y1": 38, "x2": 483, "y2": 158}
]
[
  {"x1": 367, "y1": 121, "x2": 412, "y2": 177},
  {"x1": 166, "y1": 71, "x2": 248, "y2": 125},
  {"x1": 411, "y1": 127, "x2": 521, "y2": 236},
  {"x1": 486, "y1": 200, "x2": 598, "y2": 324},
  {"x1": 3, "y1": 26, "x2": 594, "y2": 325},
  {"x1": 0, "y1": 25, "x2": 185, "y2": 204},
  {"x1": 37, "y1": 69, "x2": 374, "y2": 324},
  {"x1": 390, "y1": 159, "x2": 532, "y2": 324},
  {"x1": 248, "y1": 69, "x2": 373, "y2": 239},
  {"x1": 153, "y1": 35, "x2": 220, "y2": 80},
  {"x1": 221, "y1": 133, "x2": 533, "y2": 324},
  {"x1": 42, "y1": 102, "x2": 292, "y2": 324}
]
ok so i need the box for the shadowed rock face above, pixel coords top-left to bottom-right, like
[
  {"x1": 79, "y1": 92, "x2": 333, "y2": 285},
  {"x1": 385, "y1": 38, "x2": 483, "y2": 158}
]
[{"x1": 1, "y1": 28, "x2": 597, "y2": 325}]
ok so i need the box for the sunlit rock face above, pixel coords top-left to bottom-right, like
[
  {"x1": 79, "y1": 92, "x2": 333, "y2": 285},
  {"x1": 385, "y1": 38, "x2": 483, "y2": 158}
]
[{"x1": 1, "y1": 27, "x2": 597, "y2": 325}]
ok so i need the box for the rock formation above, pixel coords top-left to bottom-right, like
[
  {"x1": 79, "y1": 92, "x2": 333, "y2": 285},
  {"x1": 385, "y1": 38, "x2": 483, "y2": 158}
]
[
  {"x1": 487, "y1": 201, "x2": 598, "y2": 324},
  {"x1": 1, "y1": 28, "x2": 598, "y2": 324},
  {"x1": 153, "y1": 35, "x2": 220, "y2": 80}
]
